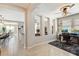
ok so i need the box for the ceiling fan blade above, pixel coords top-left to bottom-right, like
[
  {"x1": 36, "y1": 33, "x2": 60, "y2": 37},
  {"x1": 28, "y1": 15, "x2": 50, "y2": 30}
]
[{"x1": 70, "y1": 4, "x2": 75, "y2": 8}]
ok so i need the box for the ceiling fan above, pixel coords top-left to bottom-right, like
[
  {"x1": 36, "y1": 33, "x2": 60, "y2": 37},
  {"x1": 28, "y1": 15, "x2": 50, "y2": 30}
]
[{"x1": 55, "y1": 4, "x2": 75, "y2": 15}]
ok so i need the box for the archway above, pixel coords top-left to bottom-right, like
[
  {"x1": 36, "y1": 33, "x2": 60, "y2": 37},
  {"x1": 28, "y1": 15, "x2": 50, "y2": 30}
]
[{"x1": 0, "y1": 4, "x2": 25, "y2": 55}]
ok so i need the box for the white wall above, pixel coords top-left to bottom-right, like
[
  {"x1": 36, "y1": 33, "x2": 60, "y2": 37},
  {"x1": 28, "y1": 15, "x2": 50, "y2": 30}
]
[
  {"x1": 58, "y1": 13, "x2": 79, "y2": 20},
  {"x1": 24, "y1": 4, "x2": 59, "y2": 48},
  {"x1": 28, "y1": 11, "x2": 56, "y2": 48}
]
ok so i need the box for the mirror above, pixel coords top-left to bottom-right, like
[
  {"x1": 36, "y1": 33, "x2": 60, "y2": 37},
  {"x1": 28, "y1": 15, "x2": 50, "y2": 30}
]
[
  {"x1": 35, "y1": 15, "x2": 41, "y2": 36},
  {"x1": 44, "y1": 17, "x2": 49, "y2": 35}
]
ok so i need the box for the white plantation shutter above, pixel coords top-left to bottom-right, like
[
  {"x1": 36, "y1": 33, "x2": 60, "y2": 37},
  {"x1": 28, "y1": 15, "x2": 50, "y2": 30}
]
[{"x1": 73, "y1": 19, "x2": 79, "y2": 30}]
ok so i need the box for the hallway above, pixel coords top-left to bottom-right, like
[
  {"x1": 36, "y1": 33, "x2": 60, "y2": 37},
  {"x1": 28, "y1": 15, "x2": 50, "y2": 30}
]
[{"x1": 0, "y1": 3, "x2": 79, "y2": 56}]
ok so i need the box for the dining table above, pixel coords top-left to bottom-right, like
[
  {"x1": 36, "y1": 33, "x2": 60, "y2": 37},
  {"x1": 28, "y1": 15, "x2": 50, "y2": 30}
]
[{"x1": 59, "y1": 32, "x2": 79, "y2": 45}]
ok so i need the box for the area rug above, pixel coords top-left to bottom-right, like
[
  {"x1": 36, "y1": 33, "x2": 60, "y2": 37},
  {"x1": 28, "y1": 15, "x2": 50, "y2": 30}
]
[{"x1": 49, "y1": 41, "x2": 79, "y2": 56}]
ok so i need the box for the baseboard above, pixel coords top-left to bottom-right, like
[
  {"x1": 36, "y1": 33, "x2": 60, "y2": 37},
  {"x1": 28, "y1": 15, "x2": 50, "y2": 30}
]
[{"x1": 27, "y1": 39, "x2": 55, "y2": 49}]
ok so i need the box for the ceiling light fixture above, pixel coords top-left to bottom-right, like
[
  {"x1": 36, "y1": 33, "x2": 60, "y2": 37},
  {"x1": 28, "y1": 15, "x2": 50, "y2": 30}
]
[{"x1": 60, "y1": 4, "x2": 75, "y2": 16}]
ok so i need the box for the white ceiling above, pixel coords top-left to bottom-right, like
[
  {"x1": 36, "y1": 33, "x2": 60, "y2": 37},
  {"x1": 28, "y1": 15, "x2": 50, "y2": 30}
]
[
  {"x1": 0, "y1": 3, "x2": 79, "y2": 19},
  {"x1": 33, "y1": 3, "x2": 65, "y2": 15},
  {"x1": 10, "y1": 3, "x2": 29, "y2": 9},
  {"x1": 9, "y1": 3, "x2": 40, "y2": 10},
  {"x1": 32, "y1": 3, "x2": 79, "y2": 18},
  {"x1": 0, "y1": 3, "x2": 67, "y2": 13},
  {"x1": 0, "y1": 3, "x2": 40, "y2": 11}
]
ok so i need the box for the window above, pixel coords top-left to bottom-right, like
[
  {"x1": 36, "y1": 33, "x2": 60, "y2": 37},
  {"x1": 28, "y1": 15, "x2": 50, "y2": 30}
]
[
  {"x1": 73, "y1": 19, "x2": 79, "y2": 32},
  {"x1": 0, "y1": 20, "x2": 18, "y2": 42}
]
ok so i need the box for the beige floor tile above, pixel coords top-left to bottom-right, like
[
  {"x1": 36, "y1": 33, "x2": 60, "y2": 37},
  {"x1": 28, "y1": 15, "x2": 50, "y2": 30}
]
[{"x1": 0, "y1": 39, "x2": 76, "y2": 56}]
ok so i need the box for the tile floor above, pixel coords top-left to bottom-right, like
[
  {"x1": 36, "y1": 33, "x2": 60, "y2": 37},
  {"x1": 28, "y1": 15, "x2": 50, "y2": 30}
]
[{"x1": 1, "y1": 41, "x2": 76, "y2": 56}]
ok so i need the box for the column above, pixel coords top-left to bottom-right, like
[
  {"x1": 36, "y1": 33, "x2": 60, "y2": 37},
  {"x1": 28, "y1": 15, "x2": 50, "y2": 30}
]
[
  {"x1": 40, "y1": 16, "x2": 44, "y2": 36},
  {"x1": 47, "y1": 17, "x2": 50, "y2": 35},
  {"x1": 24, "y1": 4, "x2": 35, "y2": 48}
]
